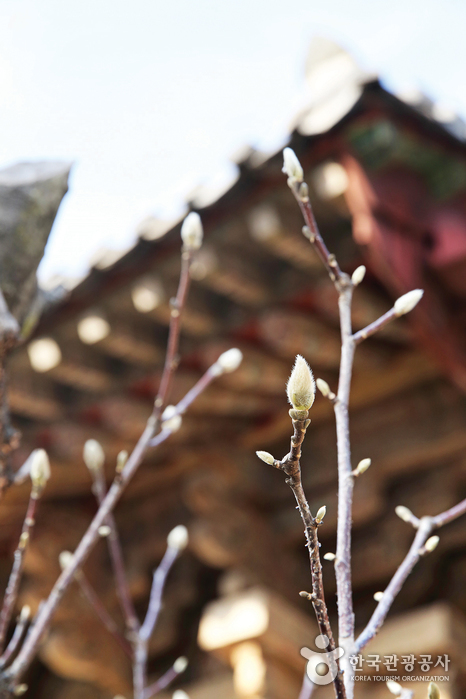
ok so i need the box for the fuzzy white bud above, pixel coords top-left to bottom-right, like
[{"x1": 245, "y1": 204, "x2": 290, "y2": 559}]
[
  {"x1": 161, "y1": 405, "x2": 183, "y2": 432},
  {"x1": 181, "y1": 212, "x2": 203, "y2": 251},
  {"x1": 59, "y1": 550, "x2": 74, "y2": 570},
  {"x1": 83, "y1": 439, "x2": 105, "y2": 473},
  {"x1": 323, "y1": 552, "x2": 336, "y2": 561},
  {"x1": 355, "y1": 458, "x2": 371, "y2": 475},
  {"x1": 316, "y1": 378, "x2": 331, "y2": 397},
  {"x1": 351, "y1": 265, "x2": 366, "y2": 286},
  {"x1": 386, "y1": 680, "x2": 402, "y2": 696},
  {"x1": 167, "y1": 525, "x2": 189, "y2": 551},
  {"x1": 13, "y1": 685, "x2": 28, "y2": 696},
  {"x1": 373, "y1": 591, "x2": 384, "y2": 602},
  {"x1": 116, "y1": 450, "x2": 128, "y2": 473},
  {"x1": 425, "y1": 535, "x2": 439, "y2": 552},
  {"x1": 282, "y1": 148, "x2": 304, "y2": 183},
  {"x1": 395, "y1": 505, "x2": 413, "y2": 523},
  {"x1": 98, "y1": 525, "x2": 111, "y2": 537},
  {"x1": 287, "y1": 355, "x2": 315, "y2": 411},
  {"x1": 428, "y1": 682, "x2": 440, "y2": 699},
  {"x1": 214, "y1": 348, "x2": 243, "y2": 375},
  {"x1": 173, "y1": 656, "x2": 188, "y2": 673},
  {"x1": 172, "y1": 692, "x2": 190, "y2": 699},
  {"x1": 394, "y1": 289, "x2": 424, "y2": 316},
  {"x1": 20, "y1": 605, "x2": 31, "y2": 622},
  {"x1": 29, "y1": 449, "x2": 51, "y2": 490},
  {"x1": 256, "y1": 451, "x2": 275, "y2": 466},
  {"x1": 315, "y1": 506, "x2": 327, "y2": 524}
]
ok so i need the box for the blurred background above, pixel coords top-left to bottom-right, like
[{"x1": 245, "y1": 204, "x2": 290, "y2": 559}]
[
  {"x1": 1, "y1": 2, "x2": 466, "y2": 698},
  {"x1": 1, "y1": 0, "x2": 466, "y2": 282}
]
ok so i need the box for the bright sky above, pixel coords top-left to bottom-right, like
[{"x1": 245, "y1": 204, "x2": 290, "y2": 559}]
[{"x1": 1, "y1": 0, "x2": 465, "y2": 282}]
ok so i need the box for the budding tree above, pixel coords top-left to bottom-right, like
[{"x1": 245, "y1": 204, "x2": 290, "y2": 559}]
[{"x1": 254, "y1": 148, "x2": 466, "y2": 699}]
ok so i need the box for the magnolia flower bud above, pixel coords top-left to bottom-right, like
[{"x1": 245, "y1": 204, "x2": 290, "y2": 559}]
[
  {"x1": 282, "y1": 148, "x2": 304, "y2": 183},
  {"x1": 256, "y1": 451, "x2": 275, "y2": 466},
  {"x1": 428, "y1": 682, "x2": 440, "y2": 699},
  {"x1": 161, "y1": 406, "x2": 182, "y2": 432},
  {"x1": 13, "y1": 685, "x2": 28, "y2": 696},
  {"x1": 394, "y1": 289, "x2": 424, "y2": 316},
  {"x1": 29, "y1": 449, "x2": 51, "y2": 491},
  {"x1": 20, "y1": 605, "x2": 31, "y2": 622},
  {"x1": 315, "y1": 506, "x2": 326, "y2": 524},
  {"x1": 98, "y1": 525, "x2": 111, "y2": 537},
  {"x1": 173, "y1": 656, "x2": 188, "y2": 673},
  {"x1": 351, "y1": 265, "x2": 366, "y2": 286},
  {"x1": 287, "y1": 355, "x2": 315, "y2": 411},
  {"x1": 167, "y1": 525, "x2": 189, "y2": 551},
  {"x1": 59, "y1": 550, "x2": 74, "y2": 570},
  {"x1": 116, "y1": 450, "x2": 128, "y2": 473},
  {"x1": 373, "y1": 591, "x2": 384, "y2": 602},
  {"x1": 181, "y1": 212, "x2": 203, "y2": 251},
  {"x1": 425, "y1": 535, "x2": 439, "y2": 552},
  {"x1": 316, "y1": 378, "x2": 331, "y2": 397},
  {"x1": 323, "y1": 552, "x2": 336, "y2": 561},
  {"x1": 173, "y1": 692, "x2": 190, "y2": 699},
  {"x1": 83, "y1": 439, "x2": 105, "y2": 473},
  {"x1": 355, "y1": 458, "x2": 371, "y2": 475},
  {"x1": 395, "y1": 505, "x2": 413, "y2": 523},
  {"x1": 386, "y1": 680, "x2": 402, "y2": 695},
  {"x1": 215, "y1": 348, "x2": 243, "y2": 374}
]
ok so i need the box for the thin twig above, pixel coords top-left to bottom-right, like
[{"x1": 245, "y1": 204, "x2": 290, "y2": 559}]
[
  {"x1": 355, "y1": 497, "x2": 466, "y2": 652},
  {"x1": 291, "y1": 179, "x2": 356, "y2": 697},
  {"x1": 0, "y1": 493, "x2": 38, "y2": 651},
  {"x1": 334, "y1": 284, "x2": 357, "y2": 698},
  {"x1": 292, "y1": 190, "x2": 344, "y2": 284},
  {"x1": 91, "y1": 470, "x2": 139, "y2": 634},
  {"x1": 153, "y1": 250, "x2": 193, "y2": 424},
  {"x1": 0, "y1": 610, "x2": 29, "y2": 669},
  {"x1": 352, "y1": 308, "x2": 397, "y2": 345},
  {"x1": 133, "y1": 546, "x2": 179, "y2": 699},
  {"x1": 271, "y1": 409, "x2": 346, "y2": 699},
  {"x1": 74, "y1": 570, "x2": 132, "y2": 658},
  {"x1": 144, "y1": 659, "x2": 186, "y2": 698}
]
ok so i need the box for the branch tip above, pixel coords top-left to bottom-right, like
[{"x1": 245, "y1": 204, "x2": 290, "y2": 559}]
[
  {"x1": 167, "y1": 525, "x2": 188, "y2": 552},
  {"x1": 351, "y1": 265, "x2": 366, "y2": 286},
  {"x1": 373, "y1": 591, "x2": 384, "y2": 602},
  {"x1": 287, "y1": 355, "x2": 315, "y2": 411},
  {"x1": 83, "y1": 440, "x2": 105, "y2": 475},
  {"x1": 256, "y1": 451, "x2": 275, "y2": 466},
  {"x1": 282, "y1": 147, "x2": 304, "y2": 185},
  {"x1": 181, "y1": 212, "x2": 203, "y2": 251},
  {"x1": 394, "y1": 289, "x2": 424, "y2": 316},
  {"x1": 424, "y1": 535, "x2": 439, "y2": 553},
  {"x1": 395, "y1": 505, "x2": 414, "y2": 524},
  {"x1": 315, "y1": 506, "x2": 327, "y2": 524},
  {"x1": 354, "y1": 458, "x2": 371, "y2": 476},
  {"x1": 29, "y1": 449, "x2": 51, "y2": 492}
]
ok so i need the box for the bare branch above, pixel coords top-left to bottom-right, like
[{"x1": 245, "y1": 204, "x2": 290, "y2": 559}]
[
  {"x1": 0, "y1": 492, "x2": 39, "y2": 651},
  {"x1": 356, "y1": 497, "x2": 466, "y2": 652},
  {"x1": 352, "y1": 308, "x2": 397, "y2": 345},
  {"x1": 4, "y1": 360, "x2": 224, "y2": 687},
  {"x1": 258, "y1": 403, "x2": 346, "y2": 699},
  {"x1": 0, "y1": 608, "x2": 30, "y2": 669},
  {"x1": 144, "y1": 657, "x2": 188, "y2": 698},
  {"x1": 133, "y1": 544, "x2": 180, "y2": 698},
  {"x1": 90, "y1": 465, "x2": 139, "y2": 634}
]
